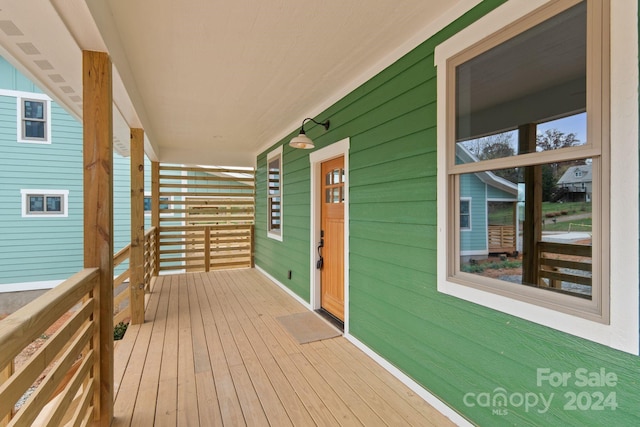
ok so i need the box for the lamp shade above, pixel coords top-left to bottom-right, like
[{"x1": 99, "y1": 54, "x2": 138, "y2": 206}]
[{"x1": 289, "y1": 133, "x2": 315, "y2": 149}]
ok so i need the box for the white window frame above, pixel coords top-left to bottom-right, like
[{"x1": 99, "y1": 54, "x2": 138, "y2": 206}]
[
  {"x1": 267, "y1": 145, "x2": 283, "y2": 241},
  {"x1": 21, "y1": 189, "x2": 69, "y2": 217},
  {"x1": 16, "y1": 93, "x2": 52, "y2": 144},
  {"x1": 435, "y1": 0, "x2": 639, "y2": 354},
  {"x1": 459, "y1": 197, "x2": 472, "y2": 231}
]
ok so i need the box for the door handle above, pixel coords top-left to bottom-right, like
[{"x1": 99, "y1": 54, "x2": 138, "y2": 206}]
[{"x1": 316, "y1": 238, "x2": 324, "y2": 269}]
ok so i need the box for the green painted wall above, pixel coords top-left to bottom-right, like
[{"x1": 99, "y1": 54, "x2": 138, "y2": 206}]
[{"x1": 255, "y1": 1, "x2": 640, "y2": 425}]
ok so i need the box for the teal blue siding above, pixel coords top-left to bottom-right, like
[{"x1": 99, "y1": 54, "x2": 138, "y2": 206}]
[
  {"x1": 255, "y1": 1, "x2": 640, "y2": 425},
  {"x1": 0, "y1": 56, "x2": 148, "y2": 289},
  {"x1": 460, "y1": 173, "x2": 488, "y2": 253},
  {"x1": 487, "y1": 184, "x2": 517, "y2": 199}
]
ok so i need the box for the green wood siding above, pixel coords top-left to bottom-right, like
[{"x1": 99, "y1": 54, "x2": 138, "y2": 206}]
[{"x1": 256, "y1": 1, "x2": 640, "y2": 425}]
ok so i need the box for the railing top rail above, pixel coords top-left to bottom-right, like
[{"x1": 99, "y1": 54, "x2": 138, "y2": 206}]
[{"x1": 0, "y1": 268, "x2": 99, "y2": 369}]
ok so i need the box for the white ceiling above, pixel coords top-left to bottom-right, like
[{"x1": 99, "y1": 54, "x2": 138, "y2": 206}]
[{"x1": 0, "y1": 0, "x2": 478, "y2": 166}]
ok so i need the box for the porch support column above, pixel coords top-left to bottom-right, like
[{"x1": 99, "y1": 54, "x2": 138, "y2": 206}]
[
  {"x1": 130, "y1": 128, "x2": 145, "y2": 324},
  {"x1": 83, "y1": 50, "x2": 113, "y2": 426},
  {"x1": 519, "y1": 123, "x2": 542, "y2": 286},
  {"x1": 151, "y1": 161, "x2": 160, "y2": 274}
]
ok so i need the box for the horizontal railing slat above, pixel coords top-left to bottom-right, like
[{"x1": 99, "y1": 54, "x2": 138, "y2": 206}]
[{"x1": 0, "y1": 268, "x2": 98, "y2": 370}]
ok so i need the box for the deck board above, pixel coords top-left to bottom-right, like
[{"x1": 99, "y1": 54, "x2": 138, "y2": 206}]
[{"x1": 113, "y1": 269, "x2": 456, "y2": 426}]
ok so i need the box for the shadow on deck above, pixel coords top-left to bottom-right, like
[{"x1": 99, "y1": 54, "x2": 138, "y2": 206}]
[{"x1": 113, "y1": 269, "x2": 455, "y2": 426}]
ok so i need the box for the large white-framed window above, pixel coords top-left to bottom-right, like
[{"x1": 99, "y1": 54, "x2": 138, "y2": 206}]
[
  {"x1": 267, "y1": 146, "x2": 283, "y2": 241},
  {"x1": 17, "y1": 94, "x2": 52, "y2": 144},
  {"x1": 436, "y1": 0, "x2": 639, "y2": 354},
  {"x1": 21, "y1": 189, "x2": 69, "y2": 217}
]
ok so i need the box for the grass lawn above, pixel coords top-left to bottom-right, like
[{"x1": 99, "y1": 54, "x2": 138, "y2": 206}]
[
  {"x1": 543, "y1": 217, "x2": 592, "y2": 232},
  {"x1": 489, "y1": 201, "x2": 591, "y2": 225}
]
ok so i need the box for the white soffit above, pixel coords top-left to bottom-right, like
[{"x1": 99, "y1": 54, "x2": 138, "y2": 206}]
[{"x1": 0, "y1": 0, "x2": 478, "y2": 166}]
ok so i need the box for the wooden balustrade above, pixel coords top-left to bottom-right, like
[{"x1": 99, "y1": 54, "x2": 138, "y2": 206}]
[
  {"x1": 488, "y1": 225, "x2": 516, "y2": 254},
  {"x1": 112, "y1": 226, "x2": 159, "y2": 327},
  {"x1": 0, "y1": 268, "x2": 99, "y2": 426},
  {"x1": 538, "y1": 241, "x2": 592, "y2": 290},
  {"x1": 155, "y1": 164, "x2": 255, "y2": 273}
]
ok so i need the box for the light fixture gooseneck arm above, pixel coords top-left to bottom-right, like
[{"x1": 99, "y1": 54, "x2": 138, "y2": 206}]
[{"x1": 300, "y1": 117, "x2": 331, "y2": 134}]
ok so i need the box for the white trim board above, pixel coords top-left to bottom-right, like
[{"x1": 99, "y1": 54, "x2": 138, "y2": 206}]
[
  {"x1": 435, "y1": 0, "x2": 639, "y2": 354},
  {"x1": 344, "y1": 332, "x2": 473, "y2": 426},
  {"x1": 308, "y1": 138, "x2": 351, "y2": 334},
  {"x1": 254, "y1": 266, "x2": 471, "y2": 426},
  {"x1": 0, "y1": 280, "x2": 63, "y2": 293},
  {"x1": 255, "y1": 265, "x2": 312, "y2": 311}
]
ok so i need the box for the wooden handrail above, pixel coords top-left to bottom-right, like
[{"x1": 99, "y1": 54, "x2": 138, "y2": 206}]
[
  {"x1": 113, "y1": 245, "x2": 131, "y2": 268},
  {"x1": 0, "y1": 268, "x2": 98, "y2": 370},
  {"x1": 538, "y1": 241, "x2": 592, "y2": 289},
  {"x1": 0, "y1": 268, "x2": 99, "y2": 424}
]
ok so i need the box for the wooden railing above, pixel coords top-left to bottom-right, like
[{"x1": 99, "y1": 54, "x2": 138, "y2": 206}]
[
  {"x1": 113, "y1": 245, "x2": 131, "y2": 326},
  {"x1": 112, "y1": 226, "x2": 159, "y2": 326},
  {"x1": 538, "y1": 241, "x2": 592, "y2": 290},
  {"x1": 0, "y1": 269, "x2": 100, "y2": 426},
  {"x1": 155, "y1": 164, "x2": 255, "y2": 273},
  {"x1": 144, "y1": 227, "x2": 158, "y2": 290},
  {"x1": 159, "y1": 224, "x2": 254, "y2": 272},
  {"x1": 488, "y1": 225, "x2": 516, "y2": 254}
]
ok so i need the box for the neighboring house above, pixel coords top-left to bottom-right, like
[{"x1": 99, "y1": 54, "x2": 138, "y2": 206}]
[
  {"x1": 0, "y1": 56, "x2": 148, "y2": 307},
  {"x1": 255, "y1": 1, "x2": 640, "y2": 426},
  {"x1": 557, "y1": 163, "x2": 592, "y2": 202},
  {"x1": 457, "y1": 145, "x2": 518, "y2": 259}
]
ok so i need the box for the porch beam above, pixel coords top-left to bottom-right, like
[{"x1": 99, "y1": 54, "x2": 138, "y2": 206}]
[
  {"x1": 130, "y1": 128, "x2": 145, "y2": 324},
  {"x1": 82, "y1": 50, "x2": 113, "y2": 426}
]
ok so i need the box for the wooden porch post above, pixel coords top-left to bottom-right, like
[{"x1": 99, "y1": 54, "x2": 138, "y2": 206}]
[
  {"x1": 152, "y1": 161, "x2": 160, "y2": 274},
  {"x1": 519, "y1": 123, "x2": 542, "y2": 286},
  {"x1": 83, "y1": 50, "x2": 114, "y2": 426},
  {"x1": 130, "y1": 129, "x2": 145, "y2": 324}
]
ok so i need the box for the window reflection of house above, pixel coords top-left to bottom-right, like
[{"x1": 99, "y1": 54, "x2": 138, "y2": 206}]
[{"x1": 557, "y1": 164, "x2": 592, "y2": 202}]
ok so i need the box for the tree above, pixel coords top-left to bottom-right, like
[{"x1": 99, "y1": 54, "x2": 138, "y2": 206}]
[
  {"x1": 468, "y1": 133, "x2": 519, "y2": 183},
  {"x1": 536, "y1": 129, "x2": 582, "y2": 201},
  {"x1": 537, "y1": 129, "x2": 579, "y2": 151}
]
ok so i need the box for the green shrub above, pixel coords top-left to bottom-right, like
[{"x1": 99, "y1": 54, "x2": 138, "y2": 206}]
[{"x1": 114, "y1": 322, "x2": 129, "y2": 341}]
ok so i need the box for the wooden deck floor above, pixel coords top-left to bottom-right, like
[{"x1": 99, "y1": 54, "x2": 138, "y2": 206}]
[{"x1": 113, "y1": 269, "x2": 455, "y2": 426}]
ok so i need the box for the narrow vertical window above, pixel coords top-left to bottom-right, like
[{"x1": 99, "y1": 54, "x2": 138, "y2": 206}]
[
  {"x1": 21, "y1": 98, "x2": 48, "y2": 142},
  {"x1": 459, "y1": 199, "x2": 471, "y2": 230},
  {"x1": 267, "y1": 146, "x2": 283, "y2": 240}
]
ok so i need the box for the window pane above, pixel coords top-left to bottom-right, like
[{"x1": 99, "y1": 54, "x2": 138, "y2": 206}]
[
  {"x1": 29, "y1": 196, "x2": 44, "y2": 212},
  {"x1": 455, "y1": 2, "x2": 586, "y2": 144},
  {"x1": 25, "y1": 120, "x2": 45, "y2": 139},
  {"x1": 456, "y1": 113, "x2": 587, "y2": 165},
  {"x1": 144, "y1": 197, "x2": 152, "y2": 211},
  {"x1": 460, "y1": 200, "x2": 471, "y2": 230},
  {"x1": 46, "y1": 196, "x2": 62, "y2": 212},
  {"x1": 24, "y1": 100, "x2": 44, "y2": 119},
  {"x1": 458, "y1": 160, "x2": 592, "y2": 298}
]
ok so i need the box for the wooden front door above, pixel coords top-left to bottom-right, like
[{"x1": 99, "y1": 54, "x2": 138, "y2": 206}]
[{"x1": 320, "y1": 156, "x2": 345, "y2": 321}]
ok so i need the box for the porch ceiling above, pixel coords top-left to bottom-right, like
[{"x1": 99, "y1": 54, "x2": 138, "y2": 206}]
[{"x1": 0, "y1": 0, "x2": 478, "y2": 166}]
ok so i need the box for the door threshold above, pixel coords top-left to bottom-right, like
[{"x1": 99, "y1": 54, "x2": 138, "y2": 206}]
[{"x1": 316, "y1": 308, "x2": 344, "y2": 332}]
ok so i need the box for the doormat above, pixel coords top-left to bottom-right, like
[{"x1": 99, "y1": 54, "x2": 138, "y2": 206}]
[{"x1": 277, "y1": 311, "x2": 342, "y2": 344}]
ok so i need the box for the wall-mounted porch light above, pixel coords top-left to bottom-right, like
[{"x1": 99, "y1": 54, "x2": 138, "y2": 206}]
[{"x1": 289, "y1": 118, "x2": 330, "y2": 149}]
